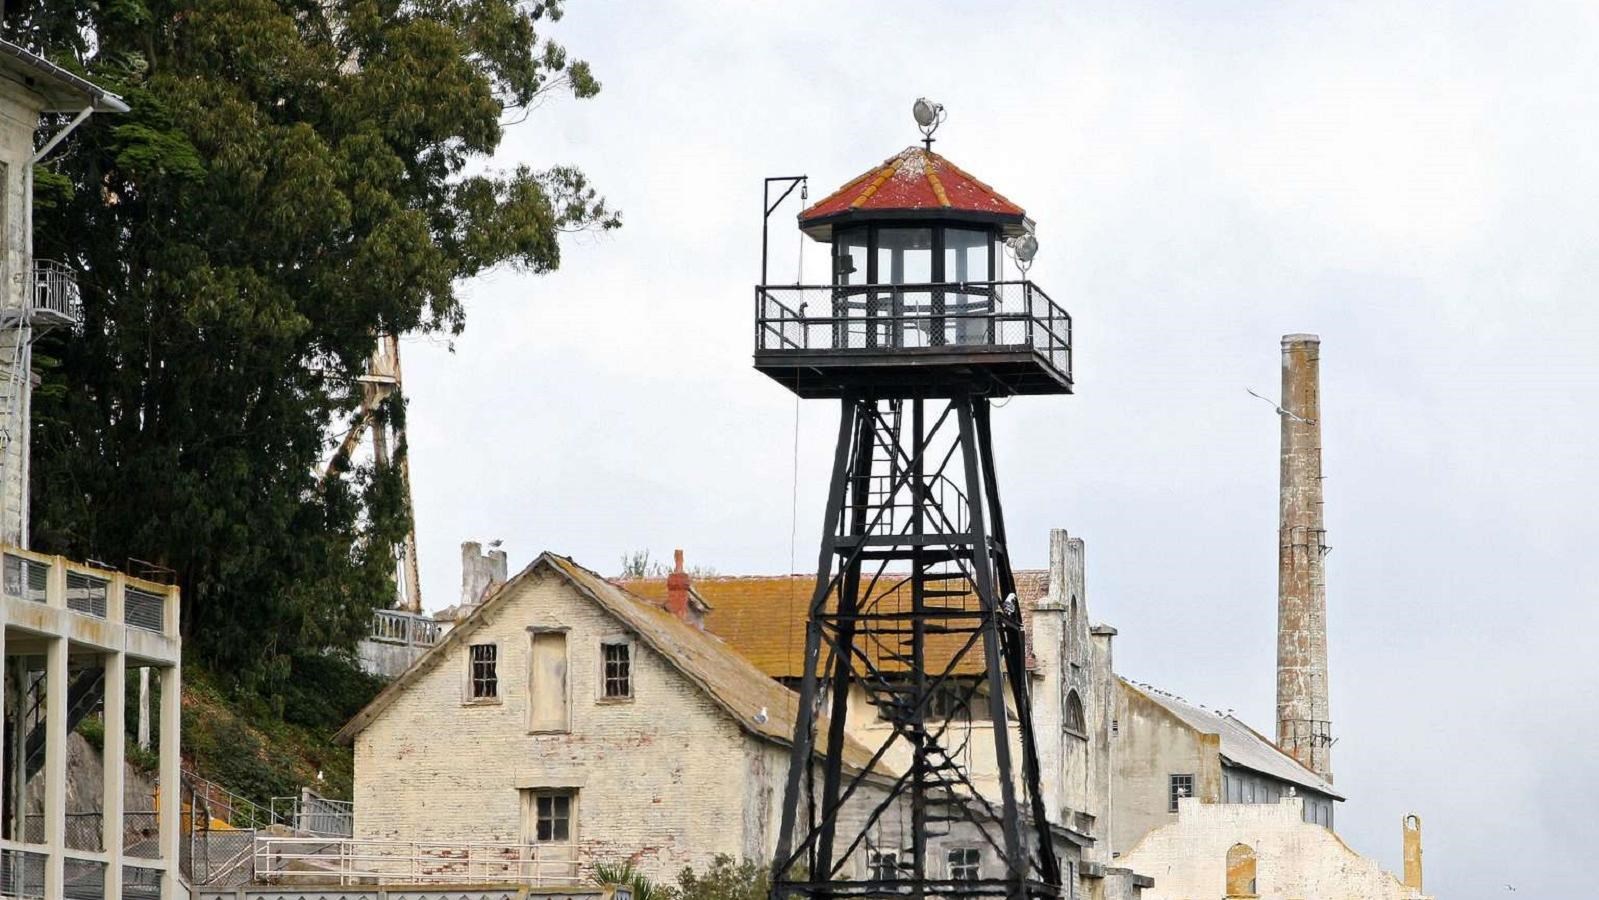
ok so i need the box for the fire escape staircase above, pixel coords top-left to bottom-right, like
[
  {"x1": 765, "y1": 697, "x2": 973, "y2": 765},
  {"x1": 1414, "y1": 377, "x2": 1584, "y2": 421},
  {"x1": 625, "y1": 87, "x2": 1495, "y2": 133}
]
[{"x1": 18, "y1": 667, "x2": 107, "y2": 781}]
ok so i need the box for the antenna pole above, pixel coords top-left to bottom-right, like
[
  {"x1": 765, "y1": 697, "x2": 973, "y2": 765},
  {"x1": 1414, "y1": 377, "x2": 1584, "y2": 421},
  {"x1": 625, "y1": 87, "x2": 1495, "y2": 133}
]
[{"x1": 762, "y1": 175, "x2": 808, "y2": 286}]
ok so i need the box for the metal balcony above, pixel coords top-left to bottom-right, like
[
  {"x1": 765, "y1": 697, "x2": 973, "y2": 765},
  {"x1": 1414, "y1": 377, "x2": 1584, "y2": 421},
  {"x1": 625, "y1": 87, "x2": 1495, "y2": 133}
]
[
  {"x1": 753, "y1": 280, "x2": 1073, "y2": 398},
  {"x1": 2, "y1": 259, "x2": 83, "y2": 330}
]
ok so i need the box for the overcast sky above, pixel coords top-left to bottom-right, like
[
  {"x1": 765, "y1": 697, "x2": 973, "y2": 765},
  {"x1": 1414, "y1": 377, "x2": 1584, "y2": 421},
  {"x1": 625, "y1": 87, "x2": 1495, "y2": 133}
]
[{"x1": 398, "y1": 3, "x2": 1598, "y2": 896}]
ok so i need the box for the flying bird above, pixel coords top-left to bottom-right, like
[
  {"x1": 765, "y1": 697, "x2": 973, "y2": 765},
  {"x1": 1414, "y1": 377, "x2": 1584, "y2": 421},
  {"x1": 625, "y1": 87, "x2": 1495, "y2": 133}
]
[{"x1": 1247, "y1": 388, "x2": 1317, "y2": 425}]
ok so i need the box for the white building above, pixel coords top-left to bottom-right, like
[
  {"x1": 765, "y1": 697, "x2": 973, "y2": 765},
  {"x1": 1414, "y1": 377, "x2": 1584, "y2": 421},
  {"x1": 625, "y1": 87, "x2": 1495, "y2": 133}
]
[
  {"x1": 0, "y1": 38, "x2": 187, "y2": 900},
  {"x1": 1116, "y1": 798, "x2": 1429, "y2": 900},
  {"x1": 337, "y1": 547, "x2": 1144, "y2": 898}
]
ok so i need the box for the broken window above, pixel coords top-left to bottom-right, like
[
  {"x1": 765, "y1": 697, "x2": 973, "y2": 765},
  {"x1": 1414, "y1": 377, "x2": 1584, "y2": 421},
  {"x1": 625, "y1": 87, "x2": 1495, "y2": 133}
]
[
  {"x1": 1169, "y1": 773, "x2": 1194, "y2": 813},
  {"x1": 602, "y1": 641, "x2": 632, "y2": 699},
  {"x1": 469, "y1": 644, "x2": 498, "y2": 700},
  {"x1": 947, "y1": 847, "x2": 981, "y2": 881}
]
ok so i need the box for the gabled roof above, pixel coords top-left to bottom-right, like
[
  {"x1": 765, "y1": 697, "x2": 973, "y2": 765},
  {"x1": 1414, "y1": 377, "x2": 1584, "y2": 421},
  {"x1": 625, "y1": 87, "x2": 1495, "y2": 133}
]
[
  {"x1": 798, "y1": 146, "x2": 1029, "y2": 240},
  {"x1": 1120, "y1": 678, "x2": 1343, "y2": 801},
  {"x1": 0, "y1": 41, "x2": 129, "y2": 113},
  {"x1": 336, "y1": 553, "x2": 884, "y2": 775},
  {"x1": 618, "y1": 569, "x2": 1049, "y2": 679}
]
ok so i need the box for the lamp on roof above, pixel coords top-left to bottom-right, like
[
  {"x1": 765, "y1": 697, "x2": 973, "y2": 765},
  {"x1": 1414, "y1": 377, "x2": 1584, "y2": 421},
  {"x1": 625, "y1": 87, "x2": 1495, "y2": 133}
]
[
  {"x1": 912, "y1": 97, "x2": 945, "y2": 149},
  {"x1": 1006, "y1": 230, "x2": 1039, "y2": 275}
]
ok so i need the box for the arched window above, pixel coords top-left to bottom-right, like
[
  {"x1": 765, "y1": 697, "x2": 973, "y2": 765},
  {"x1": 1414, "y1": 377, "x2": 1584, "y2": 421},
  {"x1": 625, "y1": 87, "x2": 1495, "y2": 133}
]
[
  {"x1": 1069, "y1": 594, "x2": 1079, "y2": 631},
  {"x1": 1225, "y1": 843, "x2": 1257, "y2": 897},
  {"x1": 1064, "y1": 689, "x2": 1086, "y2": 734}
]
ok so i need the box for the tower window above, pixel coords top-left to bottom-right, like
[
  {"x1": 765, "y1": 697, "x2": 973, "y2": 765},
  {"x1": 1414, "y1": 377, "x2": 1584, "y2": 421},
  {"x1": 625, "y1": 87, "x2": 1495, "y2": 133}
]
[
  {"x1": 1169, "y1": 773, "x2": 1194, "y2": 812},
  {"x1": 468, "y1": 643, "x2": 498, "y2": 700}
]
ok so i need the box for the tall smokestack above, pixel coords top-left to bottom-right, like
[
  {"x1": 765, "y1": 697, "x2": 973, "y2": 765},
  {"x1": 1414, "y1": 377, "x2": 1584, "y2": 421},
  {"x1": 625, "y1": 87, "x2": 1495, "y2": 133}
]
[
  {"x1": 1276, "y1": 333, "x2": 1333, "y2": 782},
  {"x1": 1402, "y1": 814, "x2": 1424, "y2": 892}
]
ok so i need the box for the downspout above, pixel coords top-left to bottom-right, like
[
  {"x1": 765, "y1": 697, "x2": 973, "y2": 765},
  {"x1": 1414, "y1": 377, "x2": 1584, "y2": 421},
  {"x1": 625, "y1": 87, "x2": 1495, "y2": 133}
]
[{"x1": 15, "y1": 104, "x2": 95, "y2": 548}]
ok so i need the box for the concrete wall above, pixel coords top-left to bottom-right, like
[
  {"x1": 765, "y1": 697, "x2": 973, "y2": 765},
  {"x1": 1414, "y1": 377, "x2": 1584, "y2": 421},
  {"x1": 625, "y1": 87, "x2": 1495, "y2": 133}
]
[
  {"x1": 1117, "y1": 797, "x2": 1428, "y2": 900},
  {"x1": 353, "y1": 568, "x2": 769, "y2": 883},
  {"x1": 1110, "y1": 681, "x2": 1222, "y2": 854},
  {"x1": 0, "y1": 77, "x2": 41, "y2": 548}
]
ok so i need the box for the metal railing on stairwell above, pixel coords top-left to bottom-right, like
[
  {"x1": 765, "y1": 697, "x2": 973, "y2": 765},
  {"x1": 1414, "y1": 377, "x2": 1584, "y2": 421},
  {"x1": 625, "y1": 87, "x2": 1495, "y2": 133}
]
[{"x1": 253, "y1": 837, "x2": 582, "y2": 887}]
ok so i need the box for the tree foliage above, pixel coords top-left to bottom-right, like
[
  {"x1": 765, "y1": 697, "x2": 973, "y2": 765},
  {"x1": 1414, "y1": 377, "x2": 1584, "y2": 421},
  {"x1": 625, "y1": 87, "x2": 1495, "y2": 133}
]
[
  {"x1": 7, "y1": 0, "x2": 617, "y2": 693},
  {"x1": 669, "y1": 856, "x2": 770, "y2": 900}
]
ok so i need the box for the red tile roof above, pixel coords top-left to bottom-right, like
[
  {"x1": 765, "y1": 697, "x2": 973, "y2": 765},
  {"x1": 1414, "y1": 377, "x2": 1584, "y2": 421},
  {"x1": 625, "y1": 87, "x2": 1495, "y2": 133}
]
[
  {"x1": 618, "y1": 570, "x2": 1048, "y2": 680},
  {"x1": 799, "y1": 147, "x2": 1027, "y2": 237}
]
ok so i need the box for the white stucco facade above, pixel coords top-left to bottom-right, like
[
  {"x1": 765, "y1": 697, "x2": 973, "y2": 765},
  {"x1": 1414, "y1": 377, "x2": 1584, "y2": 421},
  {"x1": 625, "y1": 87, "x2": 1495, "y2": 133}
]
[{"x1": 1117, "y1": 797, "x2": 1429, "y2": 900}]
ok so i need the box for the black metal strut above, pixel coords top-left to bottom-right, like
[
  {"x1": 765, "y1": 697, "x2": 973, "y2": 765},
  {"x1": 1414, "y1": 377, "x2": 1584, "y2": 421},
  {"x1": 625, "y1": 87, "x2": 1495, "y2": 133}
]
[{"x1": 772, "y1": 392, "x2": 1060, "y2": 900}]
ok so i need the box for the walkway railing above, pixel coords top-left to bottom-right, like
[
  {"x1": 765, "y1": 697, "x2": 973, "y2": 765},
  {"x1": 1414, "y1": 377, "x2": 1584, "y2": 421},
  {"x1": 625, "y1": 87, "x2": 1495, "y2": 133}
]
[
  {"x1": 253, "y1": 837, "x2": 581, "y2": 887},
  {"x1": 755, "y1": 280, "x2": 1072, "y2": 382},
  {"x1": 271, "y1": 791, "x2": 354, "y2": 838},
  {"x1": 370, "y1": 609, "x2": 441, "y2": 648}
]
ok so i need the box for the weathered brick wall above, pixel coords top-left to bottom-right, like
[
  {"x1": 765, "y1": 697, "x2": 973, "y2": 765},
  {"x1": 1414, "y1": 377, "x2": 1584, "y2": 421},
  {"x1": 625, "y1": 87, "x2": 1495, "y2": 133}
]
[
  {"x1": 1118, "y1": 798, "x2": 1428, "y2": 900},
  {"x1": 353, "y1": 568, "x2": 767, "y2": 883}
]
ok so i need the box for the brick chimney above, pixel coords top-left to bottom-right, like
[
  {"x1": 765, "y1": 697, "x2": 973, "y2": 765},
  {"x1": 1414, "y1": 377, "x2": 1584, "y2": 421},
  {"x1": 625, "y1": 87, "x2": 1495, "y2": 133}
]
[
  {"x1": 1276, "y1": 334, "x2": 1333, "y2": 782},
  {"x1": 456, "y1": 540, "x2": 509, "y2": 620},
  {"x1": 664, "y1": 549, "x2": 707, "y2": 628}
]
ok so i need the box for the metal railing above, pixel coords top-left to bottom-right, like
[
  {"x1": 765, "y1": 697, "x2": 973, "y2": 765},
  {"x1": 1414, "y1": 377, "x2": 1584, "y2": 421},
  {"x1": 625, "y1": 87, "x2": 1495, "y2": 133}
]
[
  {"x1": 30, "y1": 260, "x2": 82, "y2": 324},
  {"x1": 184, "y1": 771, "x2": 282, "y2": 832},
  {"x1": 755, "y1": 281, "x2": 1072, "y2": 381},
  {"x1": 271, "y1": 791, "x2": 354, "y2": 838},
  {"x1": 253, "y1": 837, "x2": 582, "y2": 887},
  {"x1": 370, "y1": 609, "x2": 441, "y2": 648}
]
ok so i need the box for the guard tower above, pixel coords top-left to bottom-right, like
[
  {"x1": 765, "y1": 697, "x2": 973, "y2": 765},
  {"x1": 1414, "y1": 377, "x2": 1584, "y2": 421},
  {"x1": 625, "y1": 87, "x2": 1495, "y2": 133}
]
[{"x1": 761, "y1": 104, "x2": 1071, "y2": 900}]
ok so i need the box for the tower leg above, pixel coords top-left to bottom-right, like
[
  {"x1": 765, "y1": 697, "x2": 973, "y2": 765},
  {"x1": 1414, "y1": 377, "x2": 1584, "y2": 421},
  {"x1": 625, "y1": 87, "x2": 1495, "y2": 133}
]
[{"x1": 772, "y1": 391, "x2": 1060, "y2": 900}]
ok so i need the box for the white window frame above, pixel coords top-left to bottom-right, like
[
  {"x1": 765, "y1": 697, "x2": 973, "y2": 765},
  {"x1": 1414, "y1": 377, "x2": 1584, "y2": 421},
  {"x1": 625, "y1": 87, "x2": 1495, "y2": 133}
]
[
  {"x1": 597, "y1": 635, "x2": 635, "y2": 703},
  {"x1": 463, "y1": 641, "x2": 501, "y2": 705},
  {"x1": 946, "y1": 846, "x2": 982, "y2": 881}
]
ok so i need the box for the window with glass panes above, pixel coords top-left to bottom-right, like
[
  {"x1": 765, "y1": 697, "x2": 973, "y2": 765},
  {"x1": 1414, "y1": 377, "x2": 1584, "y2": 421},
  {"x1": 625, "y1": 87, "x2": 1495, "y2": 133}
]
[
  {"x1": 534, "y1": 792, "x2": 572, "y2": 842},
  {"x1": 947, "y1": 848, "x2": 981, "y2": 881},
  {"x1": 867, "y1": 850, "x2": 899, "y2": 882},
  {"x1": 1169, "y1": 773, "x2": 1194, "y2": 812}
]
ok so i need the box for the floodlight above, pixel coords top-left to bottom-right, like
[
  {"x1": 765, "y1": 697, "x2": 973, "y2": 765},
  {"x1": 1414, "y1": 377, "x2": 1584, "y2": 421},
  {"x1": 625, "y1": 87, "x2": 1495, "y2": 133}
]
[
  {"x1": 1013, "y1": 233, "x2": 1039, "y2": 263},
  {"x1": 913, "y1": 98, "x2": 939, "y2": 128}
]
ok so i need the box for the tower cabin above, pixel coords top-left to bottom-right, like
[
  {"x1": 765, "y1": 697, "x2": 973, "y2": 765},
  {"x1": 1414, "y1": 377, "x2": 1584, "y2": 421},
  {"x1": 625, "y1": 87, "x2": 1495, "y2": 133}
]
[{"x1": 753, "y1": 146, "x2": 1071, "y2": 398}]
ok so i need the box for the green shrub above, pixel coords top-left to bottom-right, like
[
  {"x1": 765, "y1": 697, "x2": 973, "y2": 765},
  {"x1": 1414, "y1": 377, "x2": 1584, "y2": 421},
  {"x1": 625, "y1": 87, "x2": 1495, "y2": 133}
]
[{"x1": 671, "y1": 856, "x2": 769, "y2": 900}]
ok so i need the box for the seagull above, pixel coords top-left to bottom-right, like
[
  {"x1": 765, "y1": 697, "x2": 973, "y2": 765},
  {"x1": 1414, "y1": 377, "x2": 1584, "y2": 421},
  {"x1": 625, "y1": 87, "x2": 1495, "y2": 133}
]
[
  {"x1": 488, "y1": 539, "x2": 503, "y2": 550},
  {"x1": 1247, "y1": 388, "x2": 1317, "y2": 425},
  {"x1": 754, "y1": 707, "x2": 769, "y2": 725}
]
